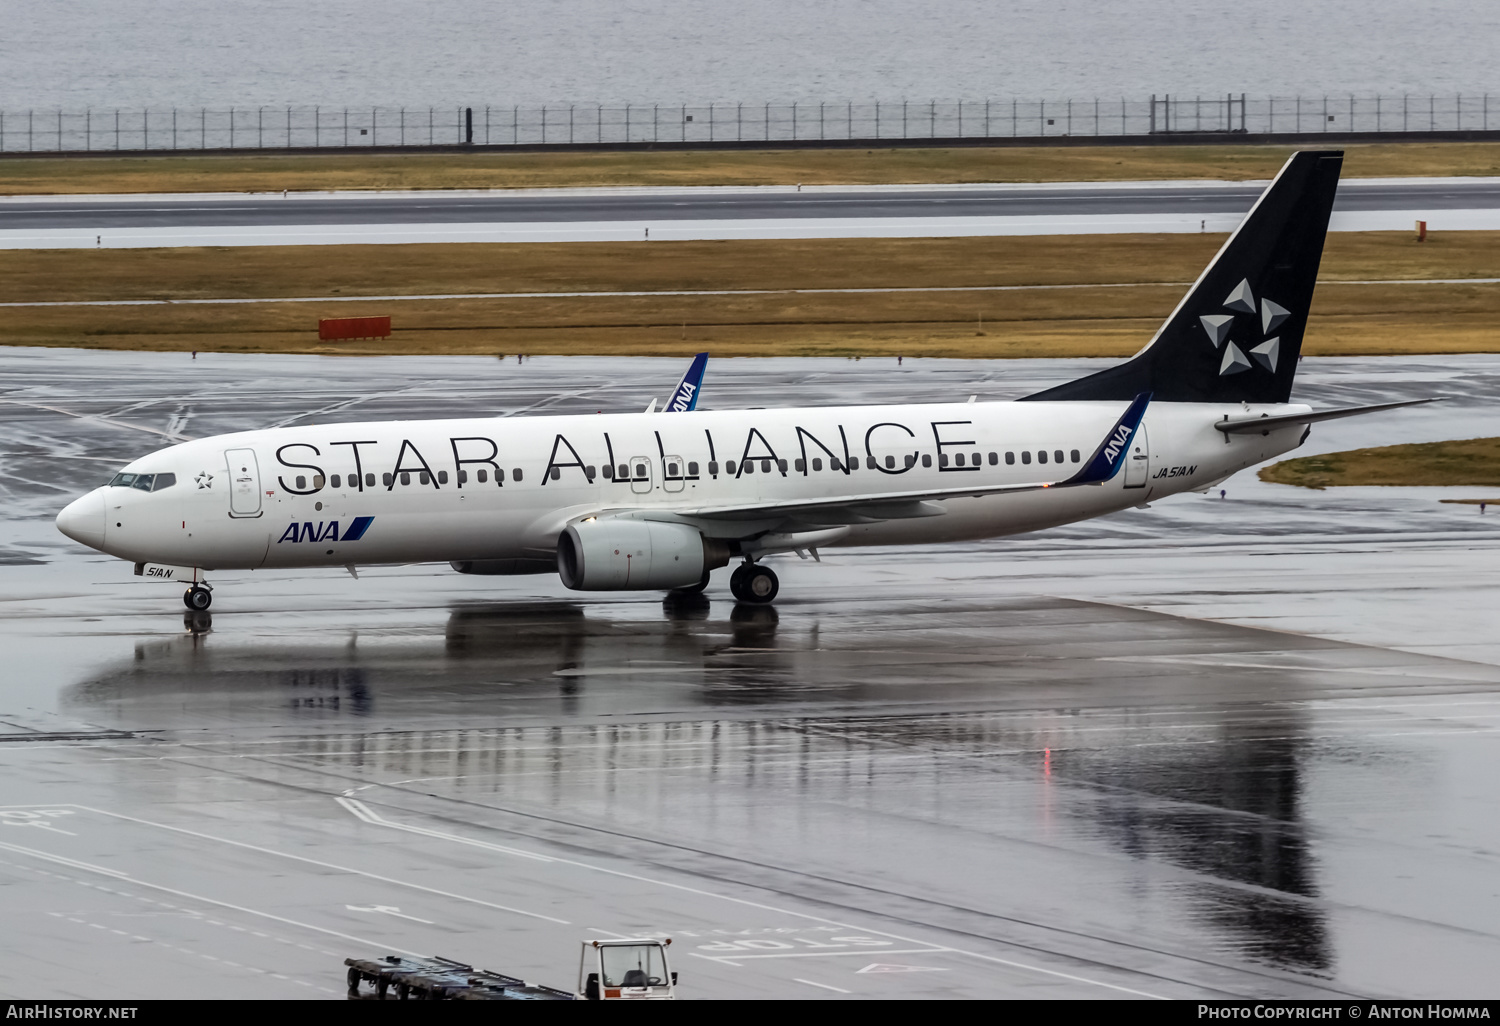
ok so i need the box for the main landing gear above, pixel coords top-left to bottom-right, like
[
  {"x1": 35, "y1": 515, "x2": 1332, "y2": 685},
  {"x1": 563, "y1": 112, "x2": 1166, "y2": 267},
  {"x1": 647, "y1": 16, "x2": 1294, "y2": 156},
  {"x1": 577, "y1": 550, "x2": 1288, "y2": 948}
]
[
  {"x1": 729, "y1": 561, "x2": 778, "y2": 605},
  {"x1": 183, "y1": 584, "x2": 212, "y2": 611}
]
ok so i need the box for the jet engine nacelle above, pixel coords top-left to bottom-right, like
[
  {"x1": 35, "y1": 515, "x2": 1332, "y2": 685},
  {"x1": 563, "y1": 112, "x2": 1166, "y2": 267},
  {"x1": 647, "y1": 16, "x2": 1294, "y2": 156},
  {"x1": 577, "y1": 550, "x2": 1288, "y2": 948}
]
[{"x1": 557, "y1": 518, "x2": 727, "y2": 591}]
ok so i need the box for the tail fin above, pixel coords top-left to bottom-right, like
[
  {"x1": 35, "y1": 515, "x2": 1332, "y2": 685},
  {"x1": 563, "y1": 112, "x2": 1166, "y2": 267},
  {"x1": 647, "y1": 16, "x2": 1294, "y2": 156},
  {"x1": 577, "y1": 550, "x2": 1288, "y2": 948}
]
[
  {"x1": 665, "y1": 352, "x2": 709, "y2": 412},
  {"x1": 1022, "y1": 150, "x2": 1343, "y2": 404}
]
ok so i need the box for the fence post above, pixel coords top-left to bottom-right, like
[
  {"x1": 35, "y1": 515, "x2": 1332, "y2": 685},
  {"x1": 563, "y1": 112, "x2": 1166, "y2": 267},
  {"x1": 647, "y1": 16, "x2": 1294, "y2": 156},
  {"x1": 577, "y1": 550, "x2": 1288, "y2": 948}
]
[
  {"x1": 875, "y1": 101, "x2": 880, "y2": 139},
  {"x1": 315, "y1": 106, "x2": 319, "y2": 147},
  {"x1": 258, "y1": 106, "x2": 263, "y2": 148},
  {"x1": 1122, "y1": 97, "x2": 1127, "y2": 135},
  {"x1": 653, "y1": 103, "x2": 657, "y2": 143},
  {"x1": 1068, "y1": 98, "x2": 1072, "y2": 135},
  {"x1": 681, "y1": 102, "x2": 687, "y2": 143},
  {"x1": 792, "y1": 101, "x2": 797, "y2": 140},
  {"x1": 1012, "y1": 98, "x2": 1016, "y2": 137},
  {"x1": 984, "y1": 99, "x2": 990, "y2": 137},
  {"x1": 487, "y1": 106, "x2": 491, "y2": 145},
  {"x1": 597, "y1": 104, "x2": 601, "y2": 144},
  {"x1": 400, "y1": 108, "x2": 405, "y2": 146},
  {"x1": 958, "y1": 100, "x2": 962, "y2": 138},
  {"x1": 143, "y1": 108, "x2": 148, "y2": 150},
  {"x1": 428, "y1": 107, "x2": 434, "y2": 146},
  {"x1": 624, "y1": 104, "x2": 628, "y2": 143},
  {"x1": 1403, "y1": 94, "x2": 1407, "y2": 132},
  {"x1": 85, "y1": 109, "x2": 90, "y2": 151},
  {"x1": 286, "y1": 106, "x2": 291, "y2": 148},
  {"x1": 57, "y1": 109, "x2": 62, "y2": 152},
  {"x1": 1349, "y1": 94, "x2": 1354, "y2": 131},
  {"x1": 764, "y1": 102, "x2": 769, "y2": 141},
  {"x1": 115, "y1": 109, "x2": 120, "y2": 150},
  {"x1": 541, "y1": 106, "x2": 547, "y2": 144},
  {"x1": 372, "y1": 106, "x2": 377, "y2": 146},
  {"x1": 1430, "y1": 94, "x2": 1434, "y2": 131},
  {"x1": 819, "y1": 101, "x2": 823, "y2": 140},
  {"x1": 29, "y1": 109, "x2": 33, "y2": 152},
  {"x1": 1457, "y1": 93, "x2": 1461, "y2": 131},
  {"x1": 1039, "y1": 99, "x2": 1044, "y2": 135},
  {"x1": 848, "y1": 100, "x2": 852, "y2": 139},
  {"x1": 1094, "y1": 97, "x2": 1098, "y2": 135},
  {"x1": 929, "y1": 99, "x2": 935, "y2": 137},
  {"x1": 902, "y1": 99, "x2": 906, "y2": 138},
  {"x1": 737, "y1": 102, "x2": 742, "y2": 142},
  {"x1": 1376, "y1": 95, "x2": 1380, "y2": 132},
  {"x1": 201, "y1": 108, "x2": 205, "y2": 149},
  {"x1": 709, "y1": 103, "x2": 714, "y2": 142}
]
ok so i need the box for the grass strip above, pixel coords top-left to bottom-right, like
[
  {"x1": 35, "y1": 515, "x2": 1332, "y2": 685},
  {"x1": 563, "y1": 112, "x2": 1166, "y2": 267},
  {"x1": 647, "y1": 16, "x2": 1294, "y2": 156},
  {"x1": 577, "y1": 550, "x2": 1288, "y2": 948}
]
[
  {"x1": 1259, "y1": 437, "x2": 1500, "y2": 488},
  {"x1": 3, "y1": 232, "x2": 1498, "y2": 358},
  {"x1": 6, "y1": 142, "x2": 1500, "y2": 195}
]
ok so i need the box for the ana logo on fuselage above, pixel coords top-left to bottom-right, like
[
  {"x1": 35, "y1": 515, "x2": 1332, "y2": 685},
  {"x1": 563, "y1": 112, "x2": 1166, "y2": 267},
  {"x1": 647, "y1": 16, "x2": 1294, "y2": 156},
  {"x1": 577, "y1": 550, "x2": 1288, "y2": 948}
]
[{"x1": 278, "y1": 516, "x2": 374, "y2": 544}]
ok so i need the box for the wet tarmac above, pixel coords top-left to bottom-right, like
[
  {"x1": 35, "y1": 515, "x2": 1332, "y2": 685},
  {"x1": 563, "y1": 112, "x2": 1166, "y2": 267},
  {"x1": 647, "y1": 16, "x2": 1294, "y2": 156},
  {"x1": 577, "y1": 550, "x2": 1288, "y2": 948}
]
[{"x1": 2, "y1": 349, "x2": 1499, "y2": 999}]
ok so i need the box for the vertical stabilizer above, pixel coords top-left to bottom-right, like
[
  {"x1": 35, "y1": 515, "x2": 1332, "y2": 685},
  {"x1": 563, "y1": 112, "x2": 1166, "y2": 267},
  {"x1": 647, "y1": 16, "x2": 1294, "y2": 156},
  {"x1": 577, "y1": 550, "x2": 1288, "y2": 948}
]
[{"x1": 1023, "y1": 150, "x2": 1343, "y2": 404}]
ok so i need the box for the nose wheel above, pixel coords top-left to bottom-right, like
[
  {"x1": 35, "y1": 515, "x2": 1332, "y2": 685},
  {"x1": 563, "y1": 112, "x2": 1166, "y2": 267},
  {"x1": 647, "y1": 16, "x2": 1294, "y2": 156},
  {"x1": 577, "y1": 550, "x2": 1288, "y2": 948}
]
[
  {"x1": 183, "y1": 585, "x2": 212, "y2": 611},
  {"x1": 729, "y1": 562, "x2": 778, "y2": 604}
]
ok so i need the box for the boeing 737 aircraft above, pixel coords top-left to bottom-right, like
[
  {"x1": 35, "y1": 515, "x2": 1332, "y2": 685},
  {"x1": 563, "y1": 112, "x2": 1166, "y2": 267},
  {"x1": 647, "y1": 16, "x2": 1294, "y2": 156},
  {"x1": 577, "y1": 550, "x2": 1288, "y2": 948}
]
[{"x1": 56, "y1": 151, "x2": 1433, "y2": 610}]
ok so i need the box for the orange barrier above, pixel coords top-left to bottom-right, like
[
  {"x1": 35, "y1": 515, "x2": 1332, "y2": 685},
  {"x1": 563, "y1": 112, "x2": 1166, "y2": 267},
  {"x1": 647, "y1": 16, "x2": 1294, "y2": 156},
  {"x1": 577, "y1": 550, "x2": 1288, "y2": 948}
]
[{"x1": 319, "y1": 316, "x2": 391, "y2": 341}]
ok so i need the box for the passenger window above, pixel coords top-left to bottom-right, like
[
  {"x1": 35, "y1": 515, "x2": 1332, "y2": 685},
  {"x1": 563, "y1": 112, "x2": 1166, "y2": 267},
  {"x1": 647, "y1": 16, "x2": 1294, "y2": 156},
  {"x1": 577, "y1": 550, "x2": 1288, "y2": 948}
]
[
  {"x1": 458, "y1": 470, "x2": 468, "y2": 484},
  {"x1": 151, "y1": 473, "x2": 176, "y2": 491},
  {"x1": 885, "y1": 455, "x2": 895, "y2": 469},
  {"x1": 777, "y1": 459, "x2": 787, "y2": 473},
  {"x1": 1021, "y1": 452, "x2": 1031, "y2": 465},
  {"x1": 922, "y1": 454, "x2": 932, "y2": 468},
  {"x1": 330, "y1": 474, "x2": 341, "y2": 489},
  {"x1": 365, "y1": 473, "x2": 376, "y2": 488},
  {"x1": 602, "y1": 464, "x2": 613, "y2": 479},
  {"x1": 939, "y1": 453, "x2": 949, "y2": 467},
  {"x1": 550, "y1": 466, "x2": 561, "y2": 480},
  {"x1": 438, "y1": 470, "x2": 448, "y2": 484},
  {"x1": 400, "y1": 472, "x2": 411, "y2": 485},
  {"x1": 688, "y1": 462, "x2": 699, "y2": 476},
  {"x1": 708, "y1": 461, "x2": 719, "y2": 475},
  {"x1": 954, "y1": 454, "x2": 965, "y2": 468},
  {"x1": 862, "y1": 456, "x2": 874, "y2": 470},
  {"x1": 830, "y1": 458, "x2": 842, "y2": 471},
  {"x1": 726, "y1": 460, "x2": 737, "y2": 474},
  {"x1": 667, "y1": 462, "x2": 678, "y2": 476},
  {"x1": 295, "y1": 475, "x2": 307, "y2": 489},
  {"x1": 1006, "y1": 452, "x2": 1015, "y2": 465},
  {"x1": 617, "y1": 464, "x2": 628, "y2": 479},
  {"x1": 585, "y1": 465, "x2": 596, "y2": 481},
  {"x1": 904, "y1": 454, "x2": 914, "y2": 469},
  {"x1": 1071, "y1": 449, "x2": 1081, "y2": 463},
  {"x1": 760, "y1": 460, "x2": 771, "y2": 474},
  {"x1": 419, "y1": 471, "x2": 430, "y2": 485},
  {"x1": 1038, "y1": 451, "x2": 1048, "y2": 464},
  {"x1": 313, "y1": 474, "x2": 326, "y2": 489},
  {"x1": 477, "y1": 469, "x2": 488, "y2": 483},
  {"x1": 744, "y1": 461, "x2": 755, "y2": 475},
  {"x1": 512, "y1": 468, "x2": 521, "y2": 482},
  {"x1": 1054, "y1": 450, "x2": 1064, "y2": 464},
  {"x1": 972, "y1": 452, "x2": 981, "y2": 466},
  {"x1": 812, "y1": 458, "x2": 823, "y2": 471},
  {"x1": 795, "y1": 458, "x2": 806, "y2": 472},
  {"x1": 634, "y1": 464, "x2": 646, "y2": 478},
  {"x1": 383, "y1": 473, "x2": 394, "y2": 486}
]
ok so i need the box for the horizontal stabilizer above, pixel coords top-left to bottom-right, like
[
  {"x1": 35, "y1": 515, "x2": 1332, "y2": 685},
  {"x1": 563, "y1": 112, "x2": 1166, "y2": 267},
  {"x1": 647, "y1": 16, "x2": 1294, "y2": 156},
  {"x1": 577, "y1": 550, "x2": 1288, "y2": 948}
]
[{"x1": 1214, "y1": 397, "x2": 1444, "y2": 435}]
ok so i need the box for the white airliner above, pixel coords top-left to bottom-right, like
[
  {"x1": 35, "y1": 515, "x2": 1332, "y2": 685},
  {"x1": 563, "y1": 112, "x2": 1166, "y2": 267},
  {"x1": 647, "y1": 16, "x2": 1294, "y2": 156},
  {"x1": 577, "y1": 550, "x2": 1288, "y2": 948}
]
[{"x1": 56, "y1": 151, "x2": 1432, "y2": 611}]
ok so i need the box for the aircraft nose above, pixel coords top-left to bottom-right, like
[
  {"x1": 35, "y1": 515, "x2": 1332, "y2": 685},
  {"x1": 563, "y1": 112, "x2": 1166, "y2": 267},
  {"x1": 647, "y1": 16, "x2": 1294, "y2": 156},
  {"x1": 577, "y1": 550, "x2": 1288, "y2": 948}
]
[{"x1": 56, "y1": 489, "x2": 107, "y2": 551}]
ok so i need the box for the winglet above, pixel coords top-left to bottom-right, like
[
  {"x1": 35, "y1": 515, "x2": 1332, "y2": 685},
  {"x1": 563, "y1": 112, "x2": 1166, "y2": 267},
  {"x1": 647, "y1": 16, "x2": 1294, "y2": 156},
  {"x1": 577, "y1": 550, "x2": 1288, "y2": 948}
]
[
  {"x1": 1062, "y1": 393, "x2": 1152, "y2": 486},
  {"x1": 665, "y1": 352, "x2": 709, "y2": 412}
]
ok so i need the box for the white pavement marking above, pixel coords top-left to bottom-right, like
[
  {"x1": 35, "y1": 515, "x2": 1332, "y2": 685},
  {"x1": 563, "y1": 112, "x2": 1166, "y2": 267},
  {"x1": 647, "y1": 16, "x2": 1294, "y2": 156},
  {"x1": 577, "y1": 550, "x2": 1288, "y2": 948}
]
[
  {"x1": 794, "y1": 978, "x2": 853, "y2": 993},
  {"x1": 345, "y1": 903, "x2": 435, "y2": 924},
  {"x1": 0, "y1": 838, "x2": 427, "y2": 956},
  {"x1": 336, "y1": 794, "x2": 555, "y2": 862},
  {"x1": 22, "y1": 803, "x2": 571, "y2": 925},
  {"x1": 335, "y1": 798, "x2": 1165, "y2": 998},
  {"x1": 690, "y1": 947, "x2": 952, "y2": 963},
  {"x1": 5, "y1": 278, "x2": 1494, "y2": 309},
  {"x1": 6, "y1": 208, "x2": 1500, "y2": 249},
  {"x1": 858, "y1": 962, "x2": 952, "y2": 973}
]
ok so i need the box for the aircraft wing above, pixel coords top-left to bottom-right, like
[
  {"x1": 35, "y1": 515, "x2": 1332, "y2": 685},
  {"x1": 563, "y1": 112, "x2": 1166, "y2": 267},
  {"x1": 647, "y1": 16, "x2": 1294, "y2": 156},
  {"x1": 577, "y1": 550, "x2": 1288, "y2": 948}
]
[
  {"x1": 674, "y1": 393, "x2": 1153, "y2": 524},
  {"x1": 1214, "y1": 397, "x2": 1443, "y2": 435}
]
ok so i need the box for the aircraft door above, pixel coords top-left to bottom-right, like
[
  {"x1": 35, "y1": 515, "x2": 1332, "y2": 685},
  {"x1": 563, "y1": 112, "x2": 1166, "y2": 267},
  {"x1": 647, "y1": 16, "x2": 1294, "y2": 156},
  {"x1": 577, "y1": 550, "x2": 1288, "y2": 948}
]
[
  {"x1": 225, "y1": 448, "x2": 263, "y2": 516},
  {"x1": 661, "y1": 454, "x2": 685, "y2": 492},
  {"x1": 629, "y1": 456, "x2": 653, "y2": 494},
  {"x1": 1123, "y1": 425, "x2": 1151, "y2": 488}
]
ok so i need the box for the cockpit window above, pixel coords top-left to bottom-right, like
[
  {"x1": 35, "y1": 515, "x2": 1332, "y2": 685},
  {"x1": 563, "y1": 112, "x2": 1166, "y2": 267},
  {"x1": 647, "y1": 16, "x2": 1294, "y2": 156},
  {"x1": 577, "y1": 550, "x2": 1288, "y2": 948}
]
[{"x1": 107, "y1": 472, "x2": 175, "y2": 492}]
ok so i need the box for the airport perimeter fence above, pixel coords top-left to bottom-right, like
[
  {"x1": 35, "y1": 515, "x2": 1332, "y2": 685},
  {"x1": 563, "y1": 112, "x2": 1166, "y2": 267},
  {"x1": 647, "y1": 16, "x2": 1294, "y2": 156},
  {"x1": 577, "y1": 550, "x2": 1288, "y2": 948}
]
[{"x1": 1, "y1": 93, "x2": 1497, "y2": 154}]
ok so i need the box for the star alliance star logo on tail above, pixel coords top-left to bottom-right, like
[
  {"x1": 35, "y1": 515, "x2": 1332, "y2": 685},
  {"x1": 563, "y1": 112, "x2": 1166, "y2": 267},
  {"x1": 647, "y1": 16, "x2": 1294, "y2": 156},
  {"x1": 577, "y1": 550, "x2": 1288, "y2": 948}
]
[{"x1": 1200, "y1": 278, "x2": 1290, "y2": 377}]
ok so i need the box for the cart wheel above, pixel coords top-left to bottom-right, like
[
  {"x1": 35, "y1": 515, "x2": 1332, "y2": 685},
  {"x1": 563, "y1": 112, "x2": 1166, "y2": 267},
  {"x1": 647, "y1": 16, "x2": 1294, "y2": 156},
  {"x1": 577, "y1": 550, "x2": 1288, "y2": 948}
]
[
  {"x1": 396, "y1": 982, "x2": 410, "y2": 1001},
  {"x1": 347, "y1": 967, "x2": 361, "y2": 996},
  {"x1": 376, "y1": 978, "x2": 388, "y2": 999}
]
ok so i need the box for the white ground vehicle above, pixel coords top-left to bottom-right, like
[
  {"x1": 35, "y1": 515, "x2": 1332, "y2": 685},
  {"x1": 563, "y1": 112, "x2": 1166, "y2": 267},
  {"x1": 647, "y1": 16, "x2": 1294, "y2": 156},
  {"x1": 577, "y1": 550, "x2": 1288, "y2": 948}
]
[{"x1": 578, "y1": 938, "x2": 677, "y2": 1000}]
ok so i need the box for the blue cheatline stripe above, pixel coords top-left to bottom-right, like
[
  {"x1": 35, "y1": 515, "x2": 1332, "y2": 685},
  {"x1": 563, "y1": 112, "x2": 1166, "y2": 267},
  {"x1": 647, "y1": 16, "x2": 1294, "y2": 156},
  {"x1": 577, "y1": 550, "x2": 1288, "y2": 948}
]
[{"x1": 343, "y1": 516, "x2": 374, "y2": 541}]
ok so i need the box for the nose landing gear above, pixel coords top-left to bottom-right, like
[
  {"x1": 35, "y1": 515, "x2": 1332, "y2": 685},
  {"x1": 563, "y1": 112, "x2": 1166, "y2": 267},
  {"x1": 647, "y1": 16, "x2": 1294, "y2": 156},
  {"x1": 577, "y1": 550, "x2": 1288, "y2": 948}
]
[
  {"x1": 183, "y1": 584, "x2": 212, "y2": 611},
  {"x1": 729, "y1": 561, "x2": 778, "y2": 604}
]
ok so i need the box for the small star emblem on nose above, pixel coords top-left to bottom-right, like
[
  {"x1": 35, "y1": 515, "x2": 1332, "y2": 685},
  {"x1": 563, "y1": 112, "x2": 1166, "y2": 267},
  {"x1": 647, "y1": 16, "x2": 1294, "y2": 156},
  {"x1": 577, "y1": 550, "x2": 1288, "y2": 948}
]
[{"x1": 195, "y1": 472, "x2": 214, "y2": 489}]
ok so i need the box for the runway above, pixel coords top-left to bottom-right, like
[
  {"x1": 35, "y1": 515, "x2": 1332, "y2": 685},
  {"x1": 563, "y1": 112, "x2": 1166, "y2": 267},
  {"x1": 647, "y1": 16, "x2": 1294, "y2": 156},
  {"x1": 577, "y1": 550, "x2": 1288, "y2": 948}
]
[
  {"x1": 2, "y1": 350, "x2": 1499, "y2": 999},
  {"x1": 4, "y1": 178, "x2": 1500, "y2": 247}
]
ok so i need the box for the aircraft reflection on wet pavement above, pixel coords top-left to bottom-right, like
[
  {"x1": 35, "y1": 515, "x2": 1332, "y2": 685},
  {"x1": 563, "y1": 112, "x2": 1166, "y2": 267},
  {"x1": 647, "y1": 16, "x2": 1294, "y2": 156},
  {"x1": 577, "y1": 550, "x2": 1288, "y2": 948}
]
[{"x1": 62, "y1": 596, "x2": 1347, "y2": 978}]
